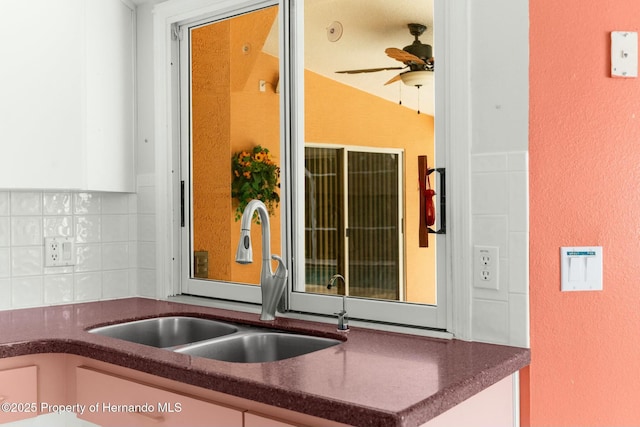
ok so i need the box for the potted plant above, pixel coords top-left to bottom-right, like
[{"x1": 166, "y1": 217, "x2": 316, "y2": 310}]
[{"x1": 231, "y1": 145, "x2": 280, "y2": 221}]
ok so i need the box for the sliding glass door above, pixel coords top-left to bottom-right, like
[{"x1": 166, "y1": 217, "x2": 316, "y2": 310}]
[{"x1": 304, "y1": 146, "x2": 404, "y2": 301}]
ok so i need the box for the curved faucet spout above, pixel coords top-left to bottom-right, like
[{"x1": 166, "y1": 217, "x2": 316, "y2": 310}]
[{"x1": 235, "y1": 200, "x2": 288, "y2": 321}]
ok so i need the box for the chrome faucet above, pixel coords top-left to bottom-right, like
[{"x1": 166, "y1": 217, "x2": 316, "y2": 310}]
[
  {"x1": 327, "y1": 274, "x2": 349, "y2": 332},
  {"x1": 235, "y1": 200, "x2": 288, "y2": 321}
]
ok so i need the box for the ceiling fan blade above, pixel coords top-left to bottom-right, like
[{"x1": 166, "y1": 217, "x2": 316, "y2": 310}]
[
  {"x1": 385, "y1": 47, "x2": 426, "y2": 65},
  {"x1": 335, "y1": 66, "x2": 405, "y2": 74},
  {"x1": 384, "y1": 74, "x2": 403, "y2": 85}
]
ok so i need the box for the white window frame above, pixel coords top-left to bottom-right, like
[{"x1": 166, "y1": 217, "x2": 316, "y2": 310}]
[{"x1": 153, "y1": 0, "x2": 471, "y2": 336}]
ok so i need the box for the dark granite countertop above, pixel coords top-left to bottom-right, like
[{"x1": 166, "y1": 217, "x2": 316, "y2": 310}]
[{"x1": 0, "y1": 298, "x2": 529, "y2": 427}]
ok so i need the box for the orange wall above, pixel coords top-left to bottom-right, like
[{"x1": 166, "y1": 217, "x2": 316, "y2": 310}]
[{"x1": 528, "y1": 0, "x2": 640, "y2": 424}]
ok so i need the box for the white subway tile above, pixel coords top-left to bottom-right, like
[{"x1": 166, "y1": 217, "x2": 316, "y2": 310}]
[
  {"x1": 508, "y1": 232, "x2": 528, "y2": 294},
  {"x1": 508, "y1": 171, "x2": 528, "y2": 232},
  {"x1": 101, "y1": 215, "x2": 129, "y2": 242},
  {"x1": 0, "y1": 217, "x2": 9, "y2": 247},
  {"x1": 138, "y1": 215, "x2": 155, "y2": 242},
  {"x1": 137, "y1": 269, "x2": 156, "y2": 297},
  {"x1": 507, "y1": 151, "x2": 528, "y2": 171},
  {"x1": 44, "y1": 274, "x2": 74, "y2": 304},
  {"x1": 74, "y1": 272, "x2": 102, "y2": 301},
  {"x1": 44, "y1": 265, "x2": 74, "y2": 275},
  {"x1": 472, "y1": 172, "x2": 508, "y2": 215},
  {"x1": 137, "y1": 186, "x2": 155, "y2": 214},
  {"x1": 509, "y1": 293, "x2": 529, "y2": 348},
  {"x1": 137, "y1": 242, "x2": 156, "y2": 269},
  {"x1": 472, "y1": 298, "x2": 509, "y2": 344},
  {"x1": 10, "y1": 192, "x2": 42, "y2": 216},
  {"x1": 0, "y1": 279, "x2": 10, "y2": 309},
  {"x1": 43, "y1": 216, "x2": 73, "y2": 238},
  {"x1": 0, "y1": 192, "x2": 9, "y2": 216},
  {"x1": 43, "y1": 193, "x2": 72, "y2": 215},
  {"x1": 128, "y1": 193, "x2": 138, "y2": 214},
  {"x1": 11, "y1": 217, "x2": 43, "y2": 246},
  {"x1": 74, "y1": 193, "x2": 101, "y2": 215},
  {"x1": 102, "y1": 193, "x2": 130, "y2": 214},
  {"x1": 128, "y1": 215, "x2": 138, "y2": 242},
  {"x1": 0, "y1": 248, "x2": 10, "y2": 278},
  {"x1": 11, "y1": 247, "x2": 43, "y2": 277},
  {"x1": 75, "y1": 216, "x2": 101, "y2": 243},
  {"x1": 472, "y1": 215, "x2": 509, "y2": 256},
  {"x1": 102, "y1": 270, "x2": 130, "y2": 299},
  {"x1": 102, "y1": 243, "x2": 129, "y2": 270},
  {"x1": 471, "y1": 153, "x2": 508, "y2": 173},
  {"x1": 12, "y1": 277, "x2": 44, "y2": 308},
  {"x1": 75, "y1": 244, "x2": 102, "y2": 272}
]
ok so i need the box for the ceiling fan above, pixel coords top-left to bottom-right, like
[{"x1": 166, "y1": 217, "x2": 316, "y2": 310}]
[{"x1": 336, "y1": 23, "x2": 434, "y2": 87}]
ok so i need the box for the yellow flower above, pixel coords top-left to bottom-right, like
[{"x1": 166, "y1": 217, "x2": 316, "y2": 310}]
[
  {"x1": 255, "y1": 152, "x2": 265, "y2": 162},
  {"x1": 234, "y1": 170, "x2": 240, "y2": 177},
  {"x1": 243, "y1": 171, "x2": 251, "y2": 179}
]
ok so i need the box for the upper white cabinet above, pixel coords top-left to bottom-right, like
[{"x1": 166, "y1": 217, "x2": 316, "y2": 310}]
[{"x1": 0, "y1": 0, "x2": 135, "y2": 192}]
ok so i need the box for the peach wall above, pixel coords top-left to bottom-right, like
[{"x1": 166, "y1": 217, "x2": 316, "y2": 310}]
[{"x1": 528, "y1": 0, "x2": 640, "y2": 424}]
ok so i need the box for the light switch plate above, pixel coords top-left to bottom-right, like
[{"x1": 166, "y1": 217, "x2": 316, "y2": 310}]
[
  {"x1": 611, "y1": 31, "x2": 638, "y2": 78},
  {"x1": 561, "y1": 246, "x2": 603, "y2": 291}
]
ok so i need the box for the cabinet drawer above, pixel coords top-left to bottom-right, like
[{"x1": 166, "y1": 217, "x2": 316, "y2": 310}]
[
  {"x1": 245, "y1": 412, "x2": 301, "y2": 427},
  {"x1": 0, "y1": 365, "x2": 38, "y2": 423},
  {"x1": 76, "y1": 366, "x2": 243, "y2": 427}
]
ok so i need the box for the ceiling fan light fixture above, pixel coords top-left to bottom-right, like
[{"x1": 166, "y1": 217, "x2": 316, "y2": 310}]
[{"x1": 400, "y1": 70, "x2": 432, "y2": 88}]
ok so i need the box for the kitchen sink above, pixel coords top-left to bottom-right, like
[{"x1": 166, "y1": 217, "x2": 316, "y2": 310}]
[
  {"x1": 176, "y1": 332, "x2": 341, "y2": 363},
  {"x1": 88, "y1": 316, "x2": 239, "y2": 348},
  {"x1": 88, "y1": 316, "x2": 342, "y2": 362}
]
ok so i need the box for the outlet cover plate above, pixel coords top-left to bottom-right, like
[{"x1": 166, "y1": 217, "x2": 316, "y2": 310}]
[
  {"x1": 473, "y1": 245, "x2": 499, "y2": 290},
  {"x1": 44, "y1": 237, "x2": 75, "y2": 267}
]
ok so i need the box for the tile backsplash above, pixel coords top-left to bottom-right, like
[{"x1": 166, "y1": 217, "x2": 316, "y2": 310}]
[
  {"x1": 0, "y1": 191, "x2": 139, "y2": 309},
  {"x1": 470, "y1": 151, "x2": 529, "y2": 348}
]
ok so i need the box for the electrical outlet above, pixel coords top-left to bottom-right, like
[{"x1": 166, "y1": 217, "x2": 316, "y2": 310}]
[
  {"x1": 474, "y1": 245, "x2": 499, "y2": 290},
  {"x1": 44, "y1": 237, "x2": 75, "y2": 267}
]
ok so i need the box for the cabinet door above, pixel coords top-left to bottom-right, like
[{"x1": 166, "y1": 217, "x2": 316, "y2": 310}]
[
  {"x1": 76, "y1": 366, "x2": 244, "y2": 427},
  {"x1": 0, "y1": 0, "x2": 134, "y2": 192},
  {"x1": 0, "y1": 0, "x2": 85, "y2": 190},
  {"x1": 85, "y1": 0, "x2": 135, "y2": 192},
  {"x1": 0, "y1": 366, "x2": 38, "y2": 423}
]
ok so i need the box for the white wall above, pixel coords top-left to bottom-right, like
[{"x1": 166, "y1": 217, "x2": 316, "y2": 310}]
[{"x1": 468, "y1": 0, "x2": 529, "y2": 346}]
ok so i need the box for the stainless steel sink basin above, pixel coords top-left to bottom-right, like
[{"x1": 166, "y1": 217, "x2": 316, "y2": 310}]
[
  {"x1": 176, "y1": 332, "x2": 341, "y2": 363},
  {"x1": 88, "y1": 316, "x2": 239, "y2": 348}
]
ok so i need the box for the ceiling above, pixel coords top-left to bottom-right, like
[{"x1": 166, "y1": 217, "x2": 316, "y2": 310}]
[{"x1": 263, "y1": 0, "x2": 435, "y2": 115}]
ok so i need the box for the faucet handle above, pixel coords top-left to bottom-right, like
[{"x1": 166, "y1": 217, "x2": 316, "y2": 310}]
[
  {"x1": 271, "y1": 255, "x2": 288, "y2": 279},
  {"x1": 335, "y1": 308, "x2": 349, "y2": 332}
]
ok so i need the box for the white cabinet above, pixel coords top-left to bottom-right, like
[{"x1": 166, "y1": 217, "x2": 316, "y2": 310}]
[{"x1": 0, "y1": 0, "x2": 135, "y2": 192}]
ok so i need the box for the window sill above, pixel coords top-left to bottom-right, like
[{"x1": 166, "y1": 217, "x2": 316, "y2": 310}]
[{"x1": 167, "y1": 294, "x2": 454, "y2": 340}]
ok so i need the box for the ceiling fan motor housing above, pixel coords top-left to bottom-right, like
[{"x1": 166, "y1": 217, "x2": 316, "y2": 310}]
[{"x1": 404, "y1": 23, "x2": 432, "y2": 69}]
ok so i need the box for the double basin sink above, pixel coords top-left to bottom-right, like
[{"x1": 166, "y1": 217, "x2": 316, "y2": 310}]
[{"x1": 89, "y1": 316, "x2": 342, "y2": 363}]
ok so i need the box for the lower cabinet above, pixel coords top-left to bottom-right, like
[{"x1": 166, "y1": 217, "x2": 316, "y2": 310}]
[
  {"x1": 76, "y1": 367, "x2": 244, "y2": 427},
  {"x1": 0, "y1": 366, "x2": 38, "y2": 424},
  {"x1": 0, "y1": 354, "x2": 515, "y2": 427}
]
